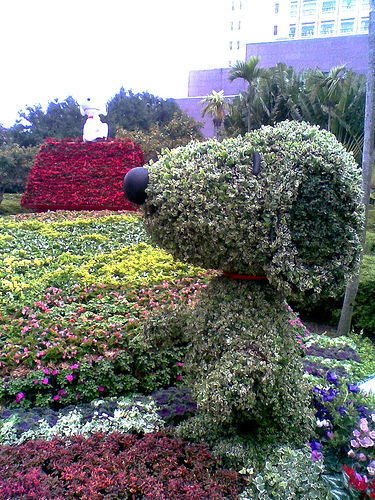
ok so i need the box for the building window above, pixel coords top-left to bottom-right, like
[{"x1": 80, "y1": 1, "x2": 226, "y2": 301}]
[
  {"x1": 361, "y1": 16, "x2": 369, "y2": 31},
  {"x1": 342, "y1": 0, "x2": 356, "y2": 10},
  {"x1": 301, "y1": 22, "x2": 315, "y2": 36},
  {"x1": 362, "y1": 0, "x2": 370, "y2": 8},
  {"x1": 238, "y1": 21, "x2": 241, "y2": 29},
  {"x1": 290, "y1": 1, "x2": 298, "y2": 16},
  {"x1": 229, "y1": 41, "x2": 233, "y2": 50},
  {"x1": 289, "y1": 24, "x2": 296, "y2": 37},
  {"x1": 231, "y1": 21, "x2": 234, "y2": 30},
  {"x1": 240, "y1": 1, "x2": 242, "y2": 9},
  {"x1": 274, "y1": 25, "x2": 278, "y2": 35},
  {"x1": 341, "y1": 18, "x2": 354, "y2": 33},
  {"x1": 302, "y1": 1, "x2": 317, "y2": 15},
  {"x1": 275, "y1": 2, "x2": 279, "y2": 13},
  {"x1": 321, "y1": 20, "x2": 335, "y2": 34},
  {"x1": 229, "y1": 61, "x2": 232, "y2": 67},
  {"x1": 237, "y1": 41, "x2": 240, "y2": 49},
  {"x1": 232, "y1": 1, "x2": 235, "y2": 10},
  {"x1": 322, "y1": 0, "x2": 336, "y2": 11}
]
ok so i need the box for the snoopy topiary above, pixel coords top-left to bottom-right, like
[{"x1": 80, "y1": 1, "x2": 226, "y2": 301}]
[
  {"x1": 80, "y1": 97, "x2": 109, "y2": 142},
  {"x1": 123, "y1": 121, "x2": 363, "y2": 447}
]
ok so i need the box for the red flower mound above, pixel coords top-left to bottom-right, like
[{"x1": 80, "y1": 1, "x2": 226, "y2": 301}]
[
  {"x1": 0, "y1": 430, "x2": 246, "y2": 499},
  {"x1": 21, "y1": 138, "x2": 145, "y2": 212}
]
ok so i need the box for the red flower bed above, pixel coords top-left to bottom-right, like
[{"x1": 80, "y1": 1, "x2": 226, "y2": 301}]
[
  {"x1": 0, "y1": 430, "x2": 245, "y2": 499},
  {"x1": 21, "y1": 138, "x2": 145, "y2": 212}
]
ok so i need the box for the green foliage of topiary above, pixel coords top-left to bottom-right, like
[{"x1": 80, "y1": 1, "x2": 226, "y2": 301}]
[
  {"x1": 138, "y1": 120, "x2": 363, "y2": 449},
  {"x1": 144, "y1": 121, "x2": 363, "y2": 302}
]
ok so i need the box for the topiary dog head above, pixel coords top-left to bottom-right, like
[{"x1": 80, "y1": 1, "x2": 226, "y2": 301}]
[{"x1": 124, "y1": 121, "x2": 363, "y2": 301}]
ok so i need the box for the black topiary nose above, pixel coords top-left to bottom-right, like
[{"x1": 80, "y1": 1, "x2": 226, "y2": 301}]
[{"x1": 123, "y1": 167, "x2": 149, "y2": 205}]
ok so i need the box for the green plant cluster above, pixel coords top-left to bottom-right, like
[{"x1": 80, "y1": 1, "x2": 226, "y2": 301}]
[
  {"x1": 140, "y1": 121, "x2": 363, "y2": 449},
  {"x1": 144, "y1": 121, "x2": 363, "y2": 302},
  {"x1": 169, "y1": 278, "x2": 315, "y2": 446},
  {"x1": 0, "y1": 395, "x2": 163, "y2": 445},
  {"x1": 239, "y1": 445, "x2": 332, "y2": 499}
]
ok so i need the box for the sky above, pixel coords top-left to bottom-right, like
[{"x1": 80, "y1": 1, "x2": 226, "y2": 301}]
[{"x1": 0, "y1": 0, "x2": 227, "y2": 128}]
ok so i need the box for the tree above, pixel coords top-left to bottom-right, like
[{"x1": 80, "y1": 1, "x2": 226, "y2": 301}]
[
  {"x1": 228, "y1": 56, "x2": 270, "y2": 132},
  {"x1": 337, "y1": 0, "x2": 375, "y2": 335},
  {"x1": 105, "y1": 88, "x2": 180, "y2": 136},
  {"x1": 9, "y1": 97, "x2": 84, "y2": 147},
  {"x1": 116, "y1": 110, "x2": 203, "y2": 163},
  {"x1": 306, "y1": 64, "x2": 347, "y2": 132},
  {"x1": 0, "y1": 145, "x2": 38, "y2": 204},
  {"x1": 200, "y1": 90, "x2": 228, "y2": 138}
]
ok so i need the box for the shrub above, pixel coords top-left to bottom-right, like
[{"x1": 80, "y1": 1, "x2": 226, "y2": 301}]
[
  {"x1": 21, "y1": 138, "x2": 144, "y2": 211},
  {"x1": 239, "y1": 445, "x2": 332, "y2": 500},
  {"x1": 0, "y1": 395, "x2": 164, "y2": 445}
]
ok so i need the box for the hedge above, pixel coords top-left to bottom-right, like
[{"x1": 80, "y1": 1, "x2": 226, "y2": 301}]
[{"x1": 21, "y1": 138, "x2": 144, "y2": 212}]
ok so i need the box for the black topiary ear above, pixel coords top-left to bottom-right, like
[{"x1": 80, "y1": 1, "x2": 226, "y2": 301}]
[
  {"x1": 252, "y1": 151, "x2": 261, "y2": 176},
  {"x1": 123, "y1": 167, "x2": 149, "y2": 205}
]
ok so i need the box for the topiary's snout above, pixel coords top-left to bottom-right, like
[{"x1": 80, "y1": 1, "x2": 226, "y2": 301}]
[{"x1": 123, "y1": 167, "x2": 149, "y2": 205}]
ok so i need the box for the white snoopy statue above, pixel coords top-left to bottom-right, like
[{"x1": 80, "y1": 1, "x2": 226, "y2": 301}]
[{"x1": 80, "y1": 97, "x2": 109, "y2": 142}]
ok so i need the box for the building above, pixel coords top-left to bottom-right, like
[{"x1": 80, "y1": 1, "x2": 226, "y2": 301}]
[
  {"x1": 176, "y1": 0, "x2": 370, "y2": 138},
  {"x1": 225, "y1": 0, "x2": 370, "y2": 67}
]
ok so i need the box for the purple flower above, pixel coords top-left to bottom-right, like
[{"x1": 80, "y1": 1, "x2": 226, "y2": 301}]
[
  {"x1": 338, "y1": 406, "x2": 347, "y2": 416},
  {"x1": 358, "y1": 436, "x2": 374, "y2": 448},
  {"x1": 347, "y1": 384, "x2": 360, "y2": 393},
  {"x1": 351, "y1": 439, "x2": 360, "y2": 448},
  {"x1": 42, "y1": 378, "x2": 48, "y2": 385},
  {"x1": 311, "y1": 450, "x2": 322, "y2": 462},
  {"x1": 98, "y1": 385, "x2": 104, "y2": 392},
  {"x1": 71, "y1": 364, "x2": 78, "y2": 370},
  {"x1": 327, "y1": 372, "x2": 339, "y2": 386},
  {"x1": 53, "y1": 395, "x2": 60, "y2": 401},
  {"x1": 309, "y1": 440, "x2": 322, "y2": 451}
]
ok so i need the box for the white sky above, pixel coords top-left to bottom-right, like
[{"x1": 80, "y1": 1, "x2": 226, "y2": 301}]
[{"x1": 0, "y1": 0, "x2": 227, "y2": 127}]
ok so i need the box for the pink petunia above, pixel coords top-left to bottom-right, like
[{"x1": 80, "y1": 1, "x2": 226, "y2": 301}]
[
  {"x1": 42, "y1": 378, "x2": 48, "y2": 385},
  {"x1": 15, "y1": 393, "x2": 24, "y2": 403},
  {"x1": 66, "y1": 374, "x2": 73, "y2": 382}
]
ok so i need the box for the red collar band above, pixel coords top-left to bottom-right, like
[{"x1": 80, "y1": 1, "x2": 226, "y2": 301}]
[{"x1": 222, "y1": 271, "x2": 267, "y2": 281}]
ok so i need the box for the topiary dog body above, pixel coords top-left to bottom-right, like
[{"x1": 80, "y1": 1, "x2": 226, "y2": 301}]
[{"x1": 124, "y1": 121, "x2": 363, "y2": 445}]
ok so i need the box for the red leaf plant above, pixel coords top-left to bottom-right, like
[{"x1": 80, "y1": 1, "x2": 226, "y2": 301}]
[
  {"x1": 0, "y1": 430, "x2": 246, "y2": 499},
  {"x1": 21, "y1": 138, "x2": 145, "y2": 212}
]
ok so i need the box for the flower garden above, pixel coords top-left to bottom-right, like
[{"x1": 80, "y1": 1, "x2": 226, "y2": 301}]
[
  {"x1": 0, "y1": 207, "x2": 374, "y2": 499},
  {"x1": 1, "y1": 126, "x2": 375, "y2": 499}
]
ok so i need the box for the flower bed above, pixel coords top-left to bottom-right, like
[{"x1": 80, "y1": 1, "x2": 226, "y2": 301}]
[{"x1": 21, "y1": 139, "x2": 145, "y2": 212}]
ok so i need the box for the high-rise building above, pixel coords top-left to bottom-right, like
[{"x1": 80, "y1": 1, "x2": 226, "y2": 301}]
[{"x1": 226, "y1": 0, "x2": 370, "y2": 67}]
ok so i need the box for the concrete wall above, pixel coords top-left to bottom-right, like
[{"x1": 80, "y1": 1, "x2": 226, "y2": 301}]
[
  {"x1": 246, "y1": 34, "x2": 369, "y2": 74},
  {"x1": 188, "y1": 68, "x2": 247, "y2": 97}
]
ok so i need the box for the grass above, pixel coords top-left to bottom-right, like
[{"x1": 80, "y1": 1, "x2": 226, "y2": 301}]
[{"x1": 0, "y1": 193, "x2": 31, "y2": 216}]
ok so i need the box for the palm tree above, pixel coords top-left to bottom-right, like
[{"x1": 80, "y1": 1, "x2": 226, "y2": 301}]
[
  {"x1": 228, "y1": 56, "x2": 270, "y2": 132},
  {"x1": 200, "y1": 90, "x2": 228, "y2": 138},
  {"x1": 306, "y1": 64, "x2": 347, "y2": 132}
]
